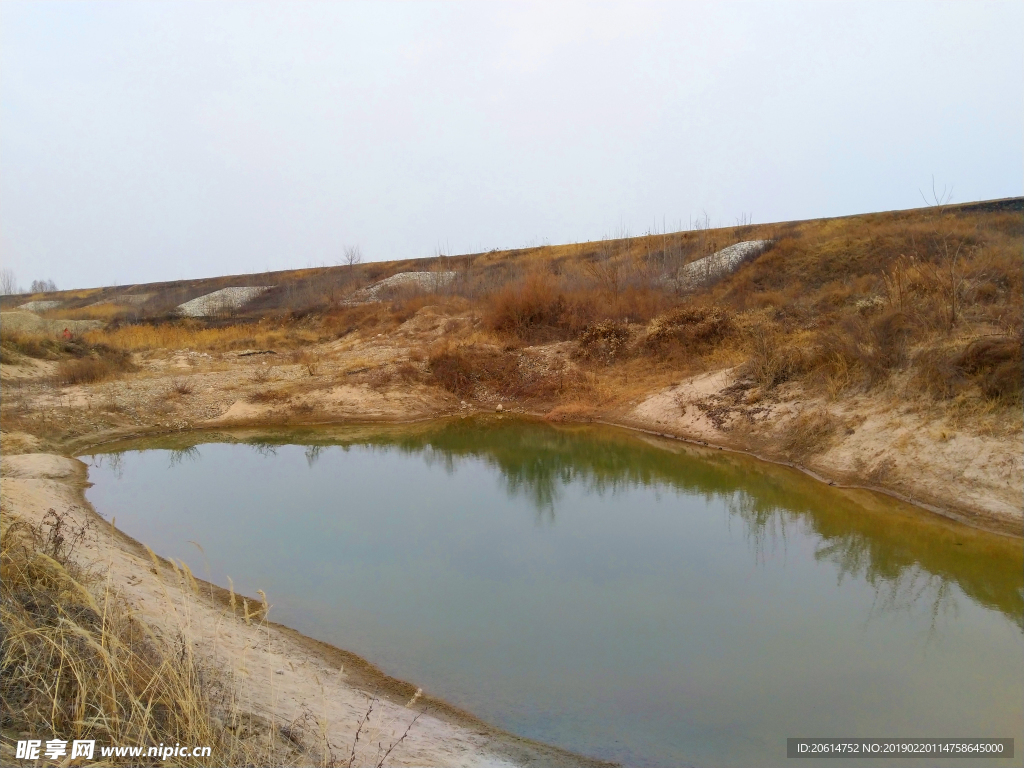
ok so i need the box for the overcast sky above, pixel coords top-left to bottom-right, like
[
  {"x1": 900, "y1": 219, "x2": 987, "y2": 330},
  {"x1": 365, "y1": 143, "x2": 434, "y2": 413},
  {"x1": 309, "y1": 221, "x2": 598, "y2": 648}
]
[{"x1": 1, "y1": 1, "x2": 1021, "y2": 290}]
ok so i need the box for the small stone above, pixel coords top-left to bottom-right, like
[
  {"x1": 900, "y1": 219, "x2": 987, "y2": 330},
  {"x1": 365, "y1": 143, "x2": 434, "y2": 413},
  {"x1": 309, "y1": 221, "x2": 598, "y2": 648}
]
[{"x1": 496, "y1": 404, "x2": 503, "y2": 412}]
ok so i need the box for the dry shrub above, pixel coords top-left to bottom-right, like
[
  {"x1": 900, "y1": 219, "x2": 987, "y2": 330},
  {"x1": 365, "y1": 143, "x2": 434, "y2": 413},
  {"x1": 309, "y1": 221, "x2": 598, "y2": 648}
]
[
  {"x1": 486, "y1": 273, "x2": 587, "y2": 341},
  {"x1": 55, "y1": 352, "x2": 135, "y2": 386},
  {"x1": 744, "y1": 326, "x2": 804, "y2": 390},
  {"x1": 426, "y1": 346, "x2": 474, "y2": 397},
  {"x1": 427, "y1": 344, "x2": 587, "y2": 401},
  {"x1": 914, "y1": 335, "x2": 1022, "y2": 403},
  {"x1": 247, "y1": 388, "x2": 289, "y2": 404},
  {"x1": 959, "y1": 335, "x2": 1022, "y2": 401},
  {"x1": 427, "y1": 346, "x2": 516, "y2": 399},
  {"x1": 364, "y1": 361, "x2": 423, "y2": 389},
  {"x1": 292, "y1": 350, "x2": 321, "y2": 376},
  {"x1": 575, "y1": 321, "x2": 633, "y2": 363},
  {"x1": 250, "y1": 365, "x2": 272, "y2": 384},
  {"x1": 171, "y1": 378, "x2": 195, "y2": 396},
  {"x1": 780, "y1": 408, "x2": 839, "y2": 458},
  {"x1": 320, "y1": 304, "x2": 387, "y2": 339},
  {"x1": 811, "y1": 308, "x2": 914, "y2": 388},
  {"x1": 640, "y1": 305, "x2": 735, "y2": 358}
]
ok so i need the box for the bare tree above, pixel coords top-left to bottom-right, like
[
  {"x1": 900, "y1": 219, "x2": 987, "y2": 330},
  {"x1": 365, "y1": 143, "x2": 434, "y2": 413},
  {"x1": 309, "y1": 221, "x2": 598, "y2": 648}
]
[
  {"x1": 342, "y1": 245, "x2": 363, "y2": 267},
  {"x1": 30, "y1": 278, "x2": 58, "y2": 293},
  {"x1": 0, "y1": 268, "x2": 20, "y2": 295},
  {"x1": 914, "y1": 177, "x2": 970, "y2": 331}
]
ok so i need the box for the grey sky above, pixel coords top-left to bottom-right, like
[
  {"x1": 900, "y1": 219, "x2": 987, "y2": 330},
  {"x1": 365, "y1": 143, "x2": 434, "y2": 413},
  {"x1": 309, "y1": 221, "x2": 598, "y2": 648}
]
[{"x1": 1, "y1": 1, "x2": 1021, "y2": 290}]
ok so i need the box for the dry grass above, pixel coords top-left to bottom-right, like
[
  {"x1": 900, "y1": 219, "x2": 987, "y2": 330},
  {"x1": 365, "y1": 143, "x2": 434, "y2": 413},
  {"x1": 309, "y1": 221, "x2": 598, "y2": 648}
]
[
  {"x1": 247, "y1": 388, "x2": 290, "y2": 404},
  {"x1": 83, "y1": 321, "x2": 320, "y2": 354},
  {"x1": 779, "y1": 408, "x2": 840, "y2": 458},
  {"x1": 170, "y1": 378, "x2": 195, "y2": 396},
  {"x1": 7, "y1": 199, "x2": 1020, "y2": 431},
  {"x1": 1, "y1": 328, "x2": 71, "y2": 361},
  {"x1": 291, "y1": 350, "x2": 322, "y2": 377},
  {"x1": 427, "y1": 343, "x2": 591, "y2": 402},
  {"x1": 54, "y1": 353, "x2": 136, "y2": 386},
  {"x1": 0, "y1": 510, "x2": 270, "y2": 766},
  {"x1": 43, "y1": 303, "x2": 133, "y2": 322}
]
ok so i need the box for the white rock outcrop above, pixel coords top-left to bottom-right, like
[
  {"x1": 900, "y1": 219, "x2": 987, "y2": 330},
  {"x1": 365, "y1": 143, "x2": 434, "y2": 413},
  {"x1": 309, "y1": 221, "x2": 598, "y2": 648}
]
[
  {"x1": 175, "y1": 286, "x2": 271, "y2": 317},
  {"x1": 674, "y1": 240, "x2": 772, "y2": 289},
  {"x1": 351, "y1": 271, "x2": 456, "y2": 302},
  {"x1": 17, "y1": 300, "x2": 62, "y2": 311}
]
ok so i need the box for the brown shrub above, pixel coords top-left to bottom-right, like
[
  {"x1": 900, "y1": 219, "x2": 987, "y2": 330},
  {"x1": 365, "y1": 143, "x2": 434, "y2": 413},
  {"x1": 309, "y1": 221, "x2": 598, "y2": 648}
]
[
  {"x1": 172, "y1": 377, "x2": 194, "y2": 395},
  {"x1": 811, "y1": 309, "x2": 914, "y2": 388},
  {"x1": 247, "y1": 388, "x2": 289, "y2": 403},
  {"x1": 55, "y1": 351, "x2": 135, "y2": 386},
  {"x1": 914, "y1": 335, "x2": 1022, "y2": 402},
  {"x1": 428, "y1": 346, "x2": 517, "y2": 399},
  {"x1": 485, "y1": 273, "x2": 596, "y2": 341},
  {"x1": 640, "y1": 305, "x2": 735, "y2": 357},
  {"x1": 427, "y1": 346, "x2": 477, "y2": 398},
  {"x1": 744, "y1": 326, "x2": 804, "y2": 390},
  {"x1": 575, "y1": 321, "x2": 633, "y2": 363},
  {"x1": 365, "y1": 361, "x2": 423, "y2": 389},
  {"x1": 427, "y1": 344, "x2": 587, "y2": 401}
]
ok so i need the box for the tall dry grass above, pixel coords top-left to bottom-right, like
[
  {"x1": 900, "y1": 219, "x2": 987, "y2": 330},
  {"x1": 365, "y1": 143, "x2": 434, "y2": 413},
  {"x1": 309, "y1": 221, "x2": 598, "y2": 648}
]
[
  {"x1": 55, "y1": 352, "x2": 136, "y2": 386},
  {"x1": 83, "y1": 322, "x2": 320, "y2": 353},
  {"x1": 0, "y1": 510, "x2": 259, "y2": 766},
  {"x1": 1, "y1": 503, "x2": 430, "y2": 768}
]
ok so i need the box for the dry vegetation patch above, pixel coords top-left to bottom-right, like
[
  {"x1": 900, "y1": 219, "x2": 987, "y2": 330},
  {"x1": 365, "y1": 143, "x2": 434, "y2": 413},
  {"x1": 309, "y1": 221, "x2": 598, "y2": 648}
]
[{"x1": 0, "y1": 510, "x2": 260, "y2": 766}]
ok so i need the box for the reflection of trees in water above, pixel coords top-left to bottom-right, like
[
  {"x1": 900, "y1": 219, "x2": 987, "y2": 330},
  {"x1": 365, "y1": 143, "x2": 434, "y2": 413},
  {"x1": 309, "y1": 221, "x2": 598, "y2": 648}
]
[
  {"x1": 727, "y1": 493, "x2": 791, "y2": 566},
  {"x1": 86, "y1": 451, "x2": 126, "y2": 480},
  {"x1": 815, "y1": 531, "x2": 964, "y2": 636},
  {"x1": 372, "y1": 419, "x2": 1021, "y2": 630},
  {"x1": 304, "y1": 444, "x2": 325, "y2": 467},
  {"x1": 169, "y1": 446, "x2": 200, "y2": 468},
  {"x1": 85, "y1": 420, "x2": 1023, "y2": 630},
  {"x1": 727, "y1": 489, "x2": 1013, "y2": 632}
]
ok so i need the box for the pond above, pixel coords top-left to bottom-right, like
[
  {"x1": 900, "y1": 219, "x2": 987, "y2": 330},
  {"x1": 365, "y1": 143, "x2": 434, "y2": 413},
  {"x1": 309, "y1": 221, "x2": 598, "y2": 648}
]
[{"x1": 82, "y1": 418, "x2": 1023, "y2": 768}]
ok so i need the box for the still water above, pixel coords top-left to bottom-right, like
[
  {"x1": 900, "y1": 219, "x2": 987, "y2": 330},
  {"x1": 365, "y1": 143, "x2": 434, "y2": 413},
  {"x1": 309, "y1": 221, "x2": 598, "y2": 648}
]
[{"x1": 82, "y1": 418, "x2": 1023, "y2": 768}]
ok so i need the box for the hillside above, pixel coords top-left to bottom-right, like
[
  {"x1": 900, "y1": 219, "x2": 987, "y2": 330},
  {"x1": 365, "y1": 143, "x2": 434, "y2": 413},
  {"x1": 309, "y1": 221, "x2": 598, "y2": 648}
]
[{"x1": 2, "y1": 197, "x2": 1021, "y2": 534}]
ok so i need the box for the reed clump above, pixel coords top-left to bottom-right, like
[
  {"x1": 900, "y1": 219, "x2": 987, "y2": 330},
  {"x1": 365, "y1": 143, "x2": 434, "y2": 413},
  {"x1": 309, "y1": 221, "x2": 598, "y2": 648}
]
[{"x1": 1, "y1": 511, "x2": 215, "y2": 765}]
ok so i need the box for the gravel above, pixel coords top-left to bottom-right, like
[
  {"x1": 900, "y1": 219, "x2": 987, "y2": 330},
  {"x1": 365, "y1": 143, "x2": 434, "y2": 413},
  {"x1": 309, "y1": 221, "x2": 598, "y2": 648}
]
[
  {"x1": 17, "y1": 300, "x2": 63, "y2": 311},
  {"x1": 175, "y1": 287, "x2": 272, "y2": 317},
  {"x1": 674, "y1": 240, "x2": 772, "y2": 289}
]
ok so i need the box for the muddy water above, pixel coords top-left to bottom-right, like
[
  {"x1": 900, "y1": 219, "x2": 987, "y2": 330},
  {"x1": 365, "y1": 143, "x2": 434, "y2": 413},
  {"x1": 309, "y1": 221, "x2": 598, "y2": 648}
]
[{"x1": 82, "y1": 418, "x2": 1023, "y2": 768}]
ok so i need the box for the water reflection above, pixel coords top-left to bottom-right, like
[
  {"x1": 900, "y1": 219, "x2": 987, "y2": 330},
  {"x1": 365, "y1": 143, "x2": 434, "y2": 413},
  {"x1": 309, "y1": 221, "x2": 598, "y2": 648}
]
[
  {"x1": 168, "y1": 446, "x2": 200, "y2": 467},
  {"x1": 81, "y1": 417, "x2": 1023, "y2": 768},
  {"x1": 87, "y1": 417, "x2": 1023, "y2": 629}
]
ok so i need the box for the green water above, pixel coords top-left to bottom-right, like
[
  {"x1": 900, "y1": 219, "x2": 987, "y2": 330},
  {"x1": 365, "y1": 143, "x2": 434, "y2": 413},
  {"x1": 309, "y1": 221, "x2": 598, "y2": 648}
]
[{"x1": 82, "y1": 418, "x2": 1023, "y2": 768}]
